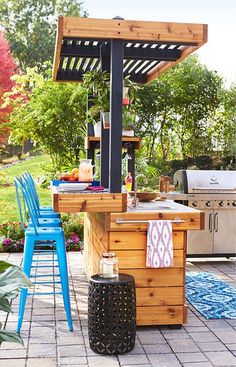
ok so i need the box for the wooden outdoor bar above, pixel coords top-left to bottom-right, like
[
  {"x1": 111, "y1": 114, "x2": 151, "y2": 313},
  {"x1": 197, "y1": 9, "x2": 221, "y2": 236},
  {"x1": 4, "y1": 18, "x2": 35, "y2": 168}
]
[
  {"x1": 82, "y1": 203, "x2": 204, "y2": 326},
  {"x1": 52, "y1": 16, "x2": 207, "y2": 326},
  {"x1": 52, "y1": 188, "x2": 204, "y2": 326}
]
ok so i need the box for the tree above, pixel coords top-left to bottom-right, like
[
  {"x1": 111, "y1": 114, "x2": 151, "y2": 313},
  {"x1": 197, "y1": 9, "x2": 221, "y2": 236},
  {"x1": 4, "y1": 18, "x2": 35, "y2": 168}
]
[
  {"x1": 0, "y1": 0, "x2": 87, "y2": 72},
  {"x1": 212, "y1": 84, "x2": 236, "y2": 158},
  {"x1": 170, "y1": 55, "x2": 223, "y2": 158},
  {"x1": 135, "y1": 55, "x2": 224, "y2": 160},
  {"x1": 0, "y1": 32, "x2": 17, "y2": 145},
  {"x1": 4, "y1": 67, "x2": 87, "y2": 169},
  {"x1": 135, "y1": 76, "x2": 175, "y2": 160}
]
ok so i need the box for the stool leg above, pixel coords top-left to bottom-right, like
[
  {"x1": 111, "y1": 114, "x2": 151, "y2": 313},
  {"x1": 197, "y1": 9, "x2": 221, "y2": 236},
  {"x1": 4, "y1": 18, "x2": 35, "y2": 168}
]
[
  {"x1": 56, "y1": 237, "x2": 73, "y2": 331},
  {"x1": 17, "y1": 236, "x2": 34, "y2": 333}
]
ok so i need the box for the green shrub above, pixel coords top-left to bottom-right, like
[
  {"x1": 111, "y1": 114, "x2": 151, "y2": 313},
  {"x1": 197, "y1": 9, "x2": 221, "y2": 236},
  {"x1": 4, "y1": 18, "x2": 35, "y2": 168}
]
[
  {"x1": 0, "y1": 222, "x2": 25, "y2": 253},
  {"x1": 62, "y1": 213, "x2": 84, "y2": 251},
  {"x1": 0, "y1": 222, "x2": 25, "y2": 240},
  {"x1": 0, "y1": 216, "x2": 84, "y2": 253}
]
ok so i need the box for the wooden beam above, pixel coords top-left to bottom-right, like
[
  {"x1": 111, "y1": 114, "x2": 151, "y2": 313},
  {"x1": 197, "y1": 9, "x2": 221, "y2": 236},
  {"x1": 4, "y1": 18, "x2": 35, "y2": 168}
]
[
  {"x1": 125, "y1": 72, "x2": 147, "y2": 84},
  {"x1": 147, "y1": 24, "x2": 208, "y2": 82},
  {"x1": 147, "y1": 46, "x2": 200, "y2": 82},
  {"x1": 61, "y1": 44, "x2": 101, "y2": 57},
  {"x1": 63, "y1": 17, "x2": 207, "y2": 44},
  {"x1": 61, "y1": 43, "x2": 181, "y2": 61},
  {"x1": 56, "y1": 70, "x2": 84, "y2": 81},
  {"x1": 85, "y1": 136, "x2": 141, "y2": 150},
  {"x1": 52, "y1": 16, "x2": 64, "y2": 81},
  {"x1": 124, "y1": 47, "x2": 181, "y2": 60}
]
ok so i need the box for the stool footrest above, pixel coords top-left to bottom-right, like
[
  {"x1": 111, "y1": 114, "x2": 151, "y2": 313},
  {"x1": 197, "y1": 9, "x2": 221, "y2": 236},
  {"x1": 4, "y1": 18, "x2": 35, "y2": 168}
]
[
  {"x1": 31, "y1": 265, "x2": 59, "y2": 268},
  {"x1": 32, "y1": 259, "x2": 58, "y2": 262},
  {"x1": 28, "y1": 291, "x2": 63, "y2": 296},
  {"x1": 32, "y1": 281, "x2": 61, "y2": 285},
  {"x1": 29, "y1": 273, "x2": 60, "y2": 278},
  {"x1": 33, "y1": 250, "x2": 56, "y2": 253}
]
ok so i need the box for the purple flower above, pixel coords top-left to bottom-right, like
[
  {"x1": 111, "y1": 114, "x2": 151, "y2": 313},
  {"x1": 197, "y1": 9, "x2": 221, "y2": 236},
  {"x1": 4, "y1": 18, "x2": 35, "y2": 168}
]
[
  {"x1": 3, "y1": 238, "x2": 12, "y2": 246},
  {"x1": 15, "y1": 240, "x2": 24, "y2": 248}
]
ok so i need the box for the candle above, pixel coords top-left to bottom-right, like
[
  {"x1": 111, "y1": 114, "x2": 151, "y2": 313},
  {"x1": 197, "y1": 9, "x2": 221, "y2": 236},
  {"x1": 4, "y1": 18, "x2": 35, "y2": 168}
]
[
  {"x1": 100, "y1": 252, "x2": 118, "y2": 278},
  {"x1": 102, "y1": 261, "x2": 114, "y2": 277}
]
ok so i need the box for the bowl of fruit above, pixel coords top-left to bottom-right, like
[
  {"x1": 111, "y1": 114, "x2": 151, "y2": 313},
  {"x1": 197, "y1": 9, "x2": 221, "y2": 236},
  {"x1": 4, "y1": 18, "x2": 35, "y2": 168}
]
[
  {"x1": 60, "y1": 168, "x2": 80, "y2": 182},
  {"x1": 130, "y1": 191, "x2": 159, "y2": 202},
  {"x1": 129, "y1": 186, "x2": 160, "y2": 202}
]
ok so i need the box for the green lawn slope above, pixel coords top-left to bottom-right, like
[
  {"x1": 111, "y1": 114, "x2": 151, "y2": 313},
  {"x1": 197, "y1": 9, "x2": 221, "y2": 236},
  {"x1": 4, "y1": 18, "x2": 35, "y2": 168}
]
[{"x1": 0, "y1": 155, "x2": 51, "y2": 223}]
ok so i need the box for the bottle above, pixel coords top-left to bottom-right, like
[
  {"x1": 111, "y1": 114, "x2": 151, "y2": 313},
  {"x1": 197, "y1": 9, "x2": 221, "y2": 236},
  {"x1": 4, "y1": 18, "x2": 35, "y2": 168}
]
[
  {"x1": 159, "y1": 175, "x2": 165, "y2": 192},
  {"x1": 165, "y1": 176, "x2": 170, "y2": 192},
  {"x1": 125, "y1": 172, "x2": 133, "y2": 192},
  {"x1": 79, "y1": 159, "x2": 93, "y2": 181}
]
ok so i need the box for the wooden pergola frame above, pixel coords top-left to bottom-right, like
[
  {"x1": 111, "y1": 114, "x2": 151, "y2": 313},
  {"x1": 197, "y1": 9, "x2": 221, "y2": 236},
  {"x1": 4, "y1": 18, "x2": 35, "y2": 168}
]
[
  {"x1": 53, "y1": 16, "x2": 207, "y2": 192},
  {"x1": 53, "y1": 17, "x2": 207, "y2": 83}
]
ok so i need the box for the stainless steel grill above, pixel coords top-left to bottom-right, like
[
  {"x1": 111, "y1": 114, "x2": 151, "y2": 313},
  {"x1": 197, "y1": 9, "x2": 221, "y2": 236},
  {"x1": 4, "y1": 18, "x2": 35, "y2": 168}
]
[{"x1": 174, "y1": 170, "x2": 236, "y2": 256}]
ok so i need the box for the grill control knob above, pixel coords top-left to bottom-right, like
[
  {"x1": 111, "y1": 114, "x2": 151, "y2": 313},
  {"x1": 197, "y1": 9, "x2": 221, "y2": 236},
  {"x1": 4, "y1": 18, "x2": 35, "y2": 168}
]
[
  {"x1": 232, "y1": 201, "x2": 236, "y2": 207},
  {"x1": 192, "y1": 201, "x2": 197, "y2": 207},
  {"x1": 219, "y1": 201, "x2": 224, "y2": 207},
  {"x1": 206, "y1": 201, "x2": 211, "y2": 207}
]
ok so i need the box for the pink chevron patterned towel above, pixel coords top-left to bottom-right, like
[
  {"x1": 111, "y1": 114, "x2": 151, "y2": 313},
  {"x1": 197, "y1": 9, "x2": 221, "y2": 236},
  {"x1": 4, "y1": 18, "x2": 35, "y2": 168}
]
[{"x1": 146, "y1": 220, "x2": 174, "y2": 268}]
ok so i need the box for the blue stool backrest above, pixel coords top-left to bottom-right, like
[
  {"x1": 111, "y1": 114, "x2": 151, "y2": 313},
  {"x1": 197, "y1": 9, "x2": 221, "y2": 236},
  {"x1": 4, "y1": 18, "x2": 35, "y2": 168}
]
[
  {"x1": 21, "y1": 173, "x2": 41, "y2": 217},
  {"x1": 14, "y1": 178, "x2": 26, "y2": 232},
  {"x1": 22, "y1": 172, "x2": 41, "y2": 214},
  {"x1": 14, "y1": 177, "x2": 39, "y2": 234}
]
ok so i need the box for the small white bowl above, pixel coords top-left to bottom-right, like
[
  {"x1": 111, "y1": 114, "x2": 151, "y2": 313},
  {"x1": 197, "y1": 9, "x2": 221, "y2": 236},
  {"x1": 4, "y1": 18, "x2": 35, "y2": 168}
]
[{"x1": 58, "y1": 183, "x2": 89, "y2": 191}]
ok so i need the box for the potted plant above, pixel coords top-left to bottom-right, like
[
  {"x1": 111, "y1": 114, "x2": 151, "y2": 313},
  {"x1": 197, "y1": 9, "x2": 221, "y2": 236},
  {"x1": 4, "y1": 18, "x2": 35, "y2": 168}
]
[
  {"x1": 83, "y1": 71, "x2": 110, "y2": 134},
  {"x1": 0, "y1": 261, "x2": 32, "y2": 344},
  {"x1": 83, "y1": 71, "x2": 140, "y2": 134},
  {"x1": 122, "y1": 107, "x2": 136, "y2": 136}
]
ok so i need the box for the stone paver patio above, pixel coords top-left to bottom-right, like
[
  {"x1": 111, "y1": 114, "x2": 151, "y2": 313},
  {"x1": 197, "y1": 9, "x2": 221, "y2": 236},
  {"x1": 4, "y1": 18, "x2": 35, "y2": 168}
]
[{"x1": 0, "y1": 252, "x2": 235, "y2": 367}]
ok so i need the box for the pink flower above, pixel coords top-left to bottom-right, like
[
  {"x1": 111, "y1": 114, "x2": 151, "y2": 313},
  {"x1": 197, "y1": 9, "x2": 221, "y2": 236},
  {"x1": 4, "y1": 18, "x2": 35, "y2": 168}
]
[
  {"x1": 70, "y1": 233, "x2": 80, "y2": 244},
  {"x1": 3, "y1": 238, "x2": 12, "y2": 246}
]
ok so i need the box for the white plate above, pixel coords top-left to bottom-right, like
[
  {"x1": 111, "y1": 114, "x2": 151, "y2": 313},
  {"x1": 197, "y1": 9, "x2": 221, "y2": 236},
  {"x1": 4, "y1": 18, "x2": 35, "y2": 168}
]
[
  {"x1": 155, "y1": 204, "x2": 176, "y2": 210},
  {"x1": 58, "y1": 183, "x2": 89, "y2": 191}
]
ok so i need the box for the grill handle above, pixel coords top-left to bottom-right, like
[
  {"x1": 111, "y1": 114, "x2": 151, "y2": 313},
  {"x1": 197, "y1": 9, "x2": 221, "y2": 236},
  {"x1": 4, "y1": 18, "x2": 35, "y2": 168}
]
[
  {"x1": 214, "y1": 212, "x2": 219, "y2": 232},
  {"x1": 192, "y1": 187, "x2": 236, "y2": 191},
  {"x1": 209, "y1": 213, "x2": 213, "y2": 233}
]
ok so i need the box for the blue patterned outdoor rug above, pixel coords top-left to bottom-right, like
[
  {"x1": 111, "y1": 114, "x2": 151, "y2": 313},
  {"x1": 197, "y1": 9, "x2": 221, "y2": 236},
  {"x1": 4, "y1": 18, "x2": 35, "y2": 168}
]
[{"x1": 186, "y1": 272, "x2": 236, "y2": 319}]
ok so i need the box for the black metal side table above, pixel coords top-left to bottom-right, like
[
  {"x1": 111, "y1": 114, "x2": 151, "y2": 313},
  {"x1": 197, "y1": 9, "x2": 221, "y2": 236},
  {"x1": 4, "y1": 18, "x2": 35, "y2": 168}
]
[{"x1": 88, "y1": 273, "x2": 136, "y2": 355}]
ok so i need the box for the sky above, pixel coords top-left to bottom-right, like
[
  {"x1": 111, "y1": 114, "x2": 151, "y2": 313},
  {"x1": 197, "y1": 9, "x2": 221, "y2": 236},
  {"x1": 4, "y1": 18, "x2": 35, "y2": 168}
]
[{"x1": 82, "y1": 0, "x2": 236, "y2": 86}]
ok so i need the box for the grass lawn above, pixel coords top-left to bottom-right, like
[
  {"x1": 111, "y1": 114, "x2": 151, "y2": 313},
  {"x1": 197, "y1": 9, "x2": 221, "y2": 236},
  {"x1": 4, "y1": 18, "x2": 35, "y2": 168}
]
[{"x1": 0, "y1": 155, "x2": 52, "y2": 223}]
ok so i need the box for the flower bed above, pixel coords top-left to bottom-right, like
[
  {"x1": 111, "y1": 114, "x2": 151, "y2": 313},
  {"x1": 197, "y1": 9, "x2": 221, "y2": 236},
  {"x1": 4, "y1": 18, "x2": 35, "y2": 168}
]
[
  {"x1": 0, "y1": 214, "x2": 84, "y2": 252},
  {"x1": 0, "y1": 222, "x2": 25, "y2": 252}
]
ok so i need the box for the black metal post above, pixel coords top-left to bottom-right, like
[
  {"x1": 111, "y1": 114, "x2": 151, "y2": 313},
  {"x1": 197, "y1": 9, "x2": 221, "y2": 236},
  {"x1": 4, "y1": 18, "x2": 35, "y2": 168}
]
[
  {"x1": 100, "y1": 43, "x2": 110, "y2": 188},
  {"x1": 109, "y1": 40, "x2": 124, "y2": 193},
  {"x1": 86, "y1": 94, "x2": 95, "y2": 168},
  {"x1": 100, "y1": 117, "x2": 109, "y2": 188}
]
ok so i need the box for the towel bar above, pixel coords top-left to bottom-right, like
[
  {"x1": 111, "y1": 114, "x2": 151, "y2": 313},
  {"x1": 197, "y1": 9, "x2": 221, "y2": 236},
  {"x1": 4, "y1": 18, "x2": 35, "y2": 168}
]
[{"x1": 115, "y1": 218, "x2": 185, "y2": 224}]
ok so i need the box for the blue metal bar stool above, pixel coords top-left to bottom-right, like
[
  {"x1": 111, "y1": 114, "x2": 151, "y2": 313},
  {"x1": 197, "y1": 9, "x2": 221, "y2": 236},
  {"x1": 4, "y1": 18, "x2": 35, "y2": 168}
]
[
  {"x1": 22, "y1": 172, "x2": 60, "y2": 218},
  {"x1": 14, "y1": 177, "x2": 73, "y2": 333},
  {"x1": 19, "y1": 175, "x2": 61, "y2": 228}
]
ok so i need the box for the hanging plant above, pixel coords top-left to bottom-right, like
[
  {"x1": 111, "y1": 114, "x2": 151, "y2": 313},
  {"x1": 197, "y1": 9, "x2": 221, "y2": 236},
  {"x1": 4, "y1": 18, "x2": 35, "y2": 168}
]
[
  {"x1": 83, "y1": 71, "x2": 110, "y2": 124},
  {"x1": 83, "y1": 71, "x2": 140, "y2": 130}
]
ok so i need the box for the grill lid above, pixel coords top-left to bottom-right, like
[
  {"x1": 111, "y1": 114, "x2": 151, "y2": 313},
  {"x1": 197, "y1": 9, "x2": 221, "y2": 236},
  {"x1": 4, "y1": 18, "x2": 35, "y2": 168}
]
[{"x1": 174, "y1": 170, "x2": 236, "y2": 194}]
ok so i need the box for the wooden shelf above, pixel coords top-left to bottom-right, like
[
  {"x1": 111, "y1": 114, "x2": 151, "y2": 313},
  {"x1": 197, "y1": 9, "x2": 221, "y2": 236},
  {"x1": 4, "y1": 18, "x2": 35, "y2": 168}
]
[{"x1": 85, "y1": 136, "x2": 141, "y2": 150}]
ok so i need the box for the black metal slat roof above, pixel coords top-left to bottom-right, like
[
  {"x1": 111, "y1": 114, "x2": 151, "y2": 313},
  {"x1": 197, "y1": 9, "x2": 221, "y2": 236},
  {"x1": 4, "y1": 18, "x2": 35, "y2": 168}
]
[{"x1": 57, "y1": 38, "x2": 191, "y2": 83}]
